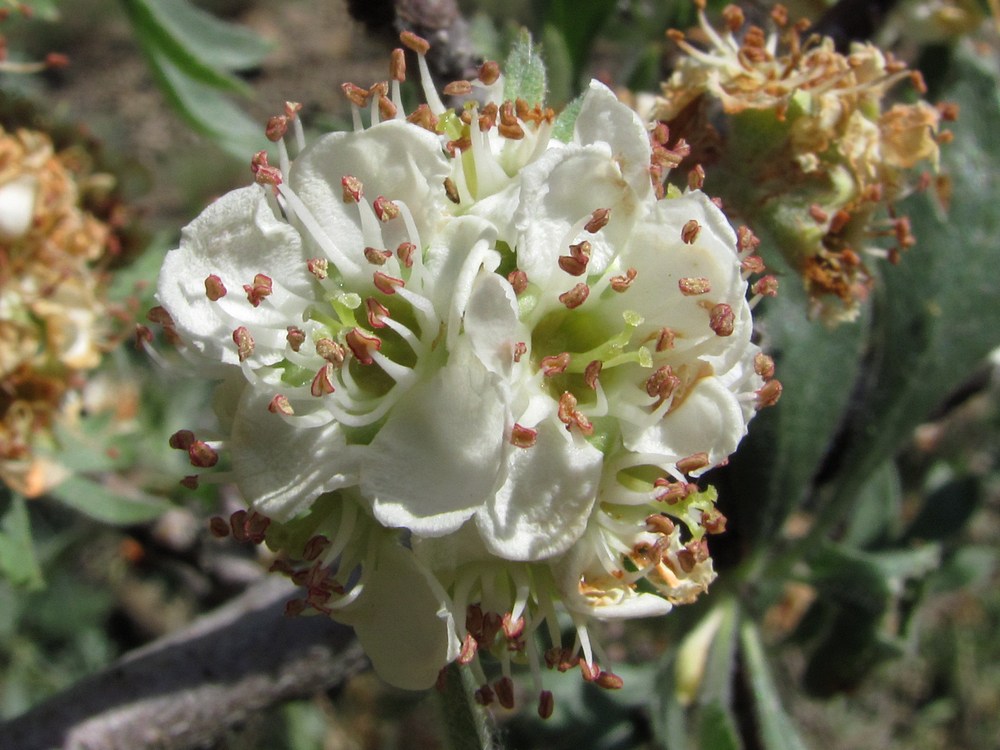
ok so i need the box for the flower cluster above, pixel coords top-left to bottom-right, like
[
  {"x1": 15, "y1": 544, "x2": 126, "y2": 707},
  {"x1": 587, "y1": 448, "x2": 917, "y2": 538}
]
[
  {"x1": 651, "y1": 3, "x2": 952, "y2": 322},
  {"x1": 0, "y1": 126, "x2": 119, "y2": 495},
  {"x1": 155, "y1": 33, "x2": 777, "y2": 712}
]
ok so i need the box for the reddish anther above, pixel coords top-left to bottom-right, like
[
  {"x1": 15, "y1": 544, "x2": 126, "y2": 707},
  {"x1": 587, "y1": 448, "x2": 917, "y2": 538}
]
[
  {"x1": 390, "y1": 48, "x2": 406, "y2": 81},
  {"x1": 364, "y1": 247, "x2": 391, "y2": 265},
  {"x1": 444, "y1": 80, "x2": 473, "y2": 96},
  {"x1": 346, "y1": 328, "x2": 382, "y2": 364},
  {"x1": 510, "y1": 423, "x2": 538, "y2": 448},
  {"x1": 458, "y1": 632, "x2": 478, "y2": 665},
  {"x1": 341, "y1": 175, "x2": 364, "y2": 203},
  {"x1": 537, "y1": 690, "x2": 554, "y2": 719},
  {"x1": 286, "y1": 326, "x2": 306, "y2": 352},
  {"x1": 754, "y1": 352, "x2": 775, "y2": 380},
  {"x1": 233, "y1": 326, "x2": 255, "y2": 362},
  {"x1": 373, "y1": 271, "x2": 405, "y2": 295},
  {"x1": 681, "y1": 219, "x2": 701, "y2": 244},
  {"x1": 645, "y1": 513, "x2": 676, "y2": 535},
  {"x1": 188, "y1": 440, "x2": 218, "y2": 468},
  {"x1": 209, "y1": 516, "x2": 230, "y2": 538},
  {"x1": 243, "y1": 273, "x2": 273, "y2": 307},
  {"x1": 559, "y1": 283, "x2": 590, "y2": 309},
  {"x1": 268, "y1": 394, "x2": 294, "y2": 416},
  {"x1": 585, "y1": 208, "x2": 611, "y2": 233},
  {"x1": 265, "y1": 115, "x2": 288, "y2": 142},
  {"x1": 756, "y1": 378, "x2": 783, "y2": 408},
  {"x1": 655, "y1": 327, "x2": 676, "y2": 351},
  {"x1": 373, "y1": 196, "x2": 400, "y2": 221},
  {"x1": 478, "y1": 60, "x2": 500, "y2": 84},
  {"x1": 400, "y1": 30, "x2": 430, "y2": 55},
  {"x1": 610, "y1": 268, "x2": 637, "y2": 292},
  {"x1": 494, "y1": 676, "x2": 515, "y2": 709},
  {"x1": 558, "y1": 392, "x2": 594, "y2": 436},
  {"x1": 709, "y1": 303, "x2": 735, "y2": 336},
  {"x1": 366, "y1": 298, "x2": 390, "y2": 329},
  {"x1": 596, "y1": 671, "x2": 624, "y2": 690},
  {"x1": 540, "y1": 352, "x2": 571, "y2": 376},
  {"x1": 688, "y1": 164, "x2": 705, "y2": 190},
  {"x1": 646, "y1": 365, "x2": 681, "y2": 400},
  {"x1": 310, "y1": 364, "x2": 336, "y2": 397},
  {"x1": 169, "y1": 429, "x2": 195, "y2": 450},
  {"x1": 676, "y1": 452, "x2": 710, "y2": 474},
  {"x1": 584, "y1": 360, "x2": 603, "y2": 390},
  {"x1": 307, "y1": 258, "x2": 328, "y2": 279},
  {"x1": 396, "y1": 242, "x2": 416, "y2": 268},
  {"x1": 341, "y1": 82, "x2": 370, "y2": 107},
  {"x1": 316, "y1": 338, "x2": 346, "y2": 366},
  {"x1": 204, "y1": 274, "x2": 227, "y2": 300},
  {"x1": 678, "y1": 277, "x2": 711, "y2": 296},
  {"x1": 753, "y1": 275, "x2": 779, "y2": 297},
  {"x1": 507, "y1": 269, "x2": 528, "y2": 295}
]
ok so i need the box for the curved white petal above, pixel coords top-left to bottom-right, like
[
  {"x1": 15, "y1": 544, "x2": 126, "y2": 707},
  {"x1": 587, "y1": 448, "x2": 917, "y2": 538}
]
[
  {"x1": 363, "y1": 342, "x2": 507, "y2": 536},
  {"x1": 476, "y1": 418, "x2": 603, "y2": 561},
  {"x1": 230, "y1": 384, "x2": 359, "y2": 521},
  {"x1": 157, "y1": 186, "x2": 306, "y2": 369},
  {"x1": 464, "y1": 270, "x2": 523, "y2": 378},
  {"x1": 336, "y1": 538, "x2": 460, "y2": 690}
]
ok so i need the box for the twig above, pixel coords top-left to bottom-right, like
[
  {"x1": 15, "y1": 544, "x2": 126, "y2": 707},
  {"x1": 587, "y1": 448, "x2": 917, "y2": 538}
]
[{"x1": 0, "y1": 577, "x2": 367, "y2": 750}]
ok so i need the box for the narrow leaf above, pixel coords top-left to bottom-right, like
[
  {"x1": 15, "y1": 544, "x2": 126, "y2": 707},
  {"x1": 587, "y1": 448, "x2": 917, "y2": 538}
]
[
  {"x1": 0, "y1": 495, "x2": 44, "y2": 589},
  {"x1": 504, "y1": 30, "x2": 547, "y2": 107},
  {"x1": 740, "y1": 622, "x2": 810, "y2": 750},
  {"x1": 48, "y1": 476, "x2": 172, "y2": 525}
]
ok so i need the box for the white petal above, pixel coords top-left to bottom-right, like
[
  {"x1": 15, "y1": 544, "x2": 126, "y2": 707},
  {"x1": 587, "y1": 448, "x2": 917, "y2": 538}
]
[
  {"x1": 289, "y1": 121, "x2": 450, "y2": 281},
  {"x1": 337, "y1": 538, "x2": 459, "y2": 690},
  {"x1": 363, "y1": 342, "x2": 507, "y2": 535},
  {"x1": 0, "y1": 175, "x2": 37, "y2": 240},
  {"x1": 476, "y1": 418, "x2": 602, "y2": 561},
  {"x1": 464, "y1": 270, "x2": 523, "y2": 377},
  {"x1": 574, "y1": 80, "x2": 654, "y2": 204},
  {"x1": 229, "y1": 384, "x2": 359, "y2": 521},
  {"x1": 156, "y1": 186, "x2": 306, "y2": 368}
]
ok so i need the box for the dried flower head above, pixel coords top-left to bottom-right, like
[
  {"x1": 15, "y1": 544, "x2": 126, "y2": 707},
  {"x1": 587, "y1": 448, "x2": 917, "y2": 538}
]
[{"x1": 654, "y1": 4, "x2": 949, "y2": 323}]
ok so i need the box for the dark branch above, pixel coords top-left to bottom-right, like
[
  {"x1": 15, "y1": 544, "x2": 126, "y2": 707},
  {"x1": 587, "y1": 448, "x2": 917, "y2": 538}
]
[{"x1": 0, "y1": 577, "x2": 367, "y2": 750}]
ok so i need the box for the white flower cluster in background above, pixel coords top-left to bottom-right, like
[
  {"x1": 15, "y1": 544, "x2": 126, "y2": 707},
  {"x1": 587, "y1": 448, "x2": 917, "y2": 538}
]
[{"x1": 153, "y1": 33, "x2": 778, "y2": 714}]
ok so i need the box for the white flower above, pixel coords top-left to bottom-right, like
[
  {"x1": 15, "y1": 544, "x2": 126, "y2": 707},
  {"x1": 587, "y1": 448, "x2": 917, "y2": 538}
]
[{"x1": 155, "y1": 34, "x2": 777, "y2": 702}]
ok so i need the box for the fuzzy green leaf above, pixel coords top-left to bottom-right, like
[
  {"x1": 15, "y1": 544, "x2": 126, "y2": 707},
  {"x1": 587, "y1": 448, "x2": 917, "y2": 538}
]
[
  {"x1": 504, "y1": 30, "x2": 547, "y2": 107},
  {"x1": 47, "y1": 476, "x2": 172, "y2": 526}
]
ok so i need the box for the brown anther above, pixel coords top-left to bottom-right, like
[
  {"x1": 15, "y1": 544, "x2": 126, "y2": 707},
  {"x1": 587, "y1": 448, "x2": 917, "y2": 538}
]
[
  {"x1": 446, "y1": 136, "x2": 472, "y2": 156},
  {"x1": 479, "y1": 102, "x2": 499, "y2": 131},
  {"x1": 596, "y1": 671, "x2": 624, "y2": 690},
  {"x1": 284, "y1": 599, "x2": 307, "y2": 617},
  {"x1": 188, "y1": 440, "x2": 218, "y2": 468},
  {"x1": 494, "y1": 676, "x2": 515, "y2": 709},
  {"x1": 316, "y1": 338, "x2": 346, "y2": 366},
  {"x1": 373, "y1": 271, "x2": 405, "y2": 295},
  {"x1": 585, "y1": 208, "x2": 611, "y2": 233},
  {"x1": 302, "y1": 535, "x2": 329, "y2": 561},
  {"x1": 310, "y1": 364, "x2": 336, "y2": 397},
  {"x1": 540, "y1": 352, "x2": 571, "y2": 376},
  {"x1": 650, "y1": 122, "x2": 670, "y2": 146},
  {"x1": 677, "y1": 547, "x2": 697, "y2": 573},
  {"x1": 466, "y1": 604, "x2": 484, "y2": 639},
  {"x1": 346, "y1": 328, "x2": 382, "y2": 364},
  {"x1": 558, "y1": 241, "x2": 591, "y2": 276},
  {"x1": 365, "y1": 298, "x2": 390, "y2": 329},
  {"x1": 286, "y1": 326, "x2": 306, "y2": 352},
  {"x1": 558, "y1": 392, "x2": 594, "y2": 435},
  {"x1": 499, "y1": 122, "x2": 525, "y2": 140},
  {"x1": 645, "y1": 513, "x2": 675, "y2": 535},
  {"x1": 476, "y1": 59, "x2": 500, "y2": 84},
  {"x1": 809, "y1": 204, "x2": 829, "y2": 223},
  {"x1": 579, "y1": 659, "x2": 601, "y2": 682},
  {"x1": 396, "y1": 242, "x2": 416, "y2": 268},
  {"x1": 481, "y1": 611, "x2": 502, "y2": 644},
  {"x1": 364, "y1": 247, "x2": 391, "y2": 265},
  {"x1": 307, "y1": 258, "x2": 328, "y2": 280},
  {"x1": 610, "y1": 268, "x2": 637, "y2": 292},
  {"x1": 373, "y1": 196, "x2": 400, "y2": 221},
  {"x1": 753, "y1": 352, "x2": 775, "y2": 380},
  {"x1": 510, "y1": 423, "x2": 538, "y2": 448},
  {"x1": 666, "y1": 28, "x2": 686, "y2": 43},
  {"x1": 513, "y1": 342, "x2": 527, "y2": 363},
  {"x1": 458, "y1": 632, "x2": 478, "y2": 665},
  {"x1": 937, "y1": 101, "x2": 959, "y2": 122},
  {"x1": 736, "y1": 226, "x2": 760, "y2": 253},
  {"x1": 209, "y1": 516, "x2": 230, "y2": 538},
  {"x1": 770, "y1": 4, "x2": 789, "y2": 26},
  {"x1": 722, "y1": 4, "x2": 745, "y2": 31},
  {"x1": 406, "y1": 103, "x2": 438, "y2": 131},
  {"x1": 688, "y1": 164, "x2": 705, "y2": 190},
  {"x1": 204, "y1": 274, "x2": 227, "y2": 301},
  {"x1": 233, "y1": 326, "x2": 255, "y2": 362},
  {"x1": 678, "y1": 277, "x2": 711, "y2": 296},
  {"x1": 169, "y1": 430, "x2": 195, "y2": 451},
  {"x1": 544, "y1": 647, "x2": 562, "y2": 670},
  {"x1": 681, "y1": 219, "x2": 701, "y2": 244},
  {"x1": 829, "y1": 210, "x2": 852, "y2": 235},
  {"x1": 702, "y1": 508, "x2": 728, "y2": 534},
  {"x1": 135, "y1": 325, "x2": 154, "y2": 349},
  {"x1": 400, "y1": 30, "x2": 430, "y2": 55},
  {"x1": 341, "y1": 175, "x2": 364, "y2": 203},
  {"x1": 284, "y1": 101, "x2": 303, "y2": 119},
  {"x1": 268, "y1": 394, "x2": 294, "y2": 416},
  {"x1": 655, "y1": 327, "x2": 676, "y2": 351},
  {"x1": 502, "y1": 613, "x2": 525, "y2": 640},
  {"x1": 756, "y1": 378, "x2": 783, "y2": 408},
  {"x1": 390, "y1": 48, "x2": 406, "y2": 81},
  {"x1": 341, "y1": 82, "x2": 370, "y2": 107},
  {"x1": 741, "y1": 255, "x2": 766, "y2": 274},
  {"x1": 229, "y1": 510, "x2": 249, "y2": 541},
  {"x1": 752, "y1": 275, "x2": 779, "y2": 297},
  {"x1": 265, "y1": 115, "x2": 288, "y2": 142},
  {"x1": 474, "y1": 685, "x2": 495, "y2": 706},
  {"x1": 443, "y1": 79, "x2": 473, "y2": 96},
  {"x1": 646, "y1": 365, "x2": 681, "y2": 401},
  {"x1": 378, "y1": 95, "x2": 397, "y2": 120},
  {"x1": 910, "y1": 70, "x2": 927, "y2": 95},
  {"x1": 677, "y1": 452, "x2": 710, "y2": 474},
  {"x1": 709, "y1": 303, "x2": 735, "y2": 336},
  {"x1": 538, "y1": 690, "x2": 554, "y2": 719},
  {"x1": 243, "y1": 273, "x2": 273, "y2": 307},
  {"x1": 559, "y1": 283, "x2": 590, "y2": 309},
  {"x1": 444, "y1": 177, "x2": 461, "y2": 204},
  {"x1": 507, "y1": 269, "x2": 528, "y2": 295},
  {"x1": 654, "y1": 480, "x2": 697, "y2": 504},
  {"x1": 45, "y1": 52, "x2": 70, "y2": 69},
  {"x1": 894, "y1": 217, "x2": 915, "y2": 249},
  {"x1": 584, "y1": 360, "x2": 602, "y2": 390}
]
